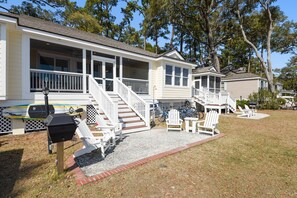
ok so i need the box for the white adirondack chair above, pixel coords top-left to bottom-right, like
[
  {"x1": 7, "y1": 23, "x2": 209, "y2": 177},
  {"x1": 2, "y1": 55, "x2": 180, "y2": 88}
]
[
  {"x1": 95, "y1": 114, "x2": 123, "y2": 142},
  {"x1": 244, "y1": 105, "x2": 254, "y2": 116},
  {"x1": 197, "y1": 110, "x2": 219, "y2": 136},
  {"x1": 73, "y1": 118, "x2": 114, "y2": 158},
  {"x1": 237, "y1": 106, "x2": 251, "y2": 117},
  {"x1": 166, "y1": 109, "x2": 183, "y2": 132}
]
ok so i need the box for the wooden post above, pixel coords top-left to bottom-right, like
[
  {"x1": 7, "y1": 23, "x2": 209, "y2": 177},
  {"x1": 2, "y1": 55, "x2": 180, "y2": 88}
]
[{"x1": 56, "y1": 142, "x2": 64, "y2": 175}]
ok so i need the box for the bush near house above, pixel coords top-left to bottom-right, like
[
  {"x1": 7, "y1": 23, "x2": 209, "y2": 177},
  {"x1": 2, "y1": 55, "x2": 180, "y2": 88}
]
[
  {"x1": 236, "y1": 99, "x2": 249, "y2": 109},
  {"x1": 249, "y1": 89, "x2": 285, "y2": 110}
]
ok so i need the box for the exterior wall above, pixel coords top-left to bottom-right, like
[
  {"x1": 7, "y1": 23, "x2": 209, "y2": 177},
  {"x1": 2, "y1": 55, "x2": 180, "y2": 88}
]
[
  {"x1": 225, "y1": 79, "x2": 259, "y2": 100},
  {"x1": 7, "y1": 29, "x2": 23, "y2": 99},
  {"x1": 154, "y1": 61, "x2": 192, "y2": 100},
  {"x1": 152, "y1": 61, "x2": 162, "y2": 99},
  {"x1": 0, "y1": 24, "x2": 7, "y2": 100}
]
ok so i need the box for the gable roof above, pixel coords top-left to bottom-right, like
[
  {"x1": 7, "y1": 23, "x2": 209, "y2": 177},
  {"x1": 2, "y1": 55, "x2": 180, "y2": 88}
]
[
  {"x1": 192, "y1": 66, "x2": 217, "y2": 74},
  {"x1": 222, "y1": 72, "x2": 265, "y2": 81},
  {"x1": 161, "y1": 50, "x2": 185, "y2": 60},
  {"x1": 0, "y1": 12, "x2": 160, "y2": 58}
]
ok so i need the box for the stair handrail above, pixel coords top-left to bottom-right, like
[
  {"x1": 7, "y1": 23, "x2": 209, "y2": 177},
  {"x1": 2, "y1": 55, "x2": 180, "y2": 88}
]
[
  {"x1": 227, "y1": 93, "x2": 237, "y2": 112},
  {"x1": 115, "y1": 78, "x2": 150, "y2": 127},
  {"x1": 193, "y1": 87, "x2": 206, "y2": 102},
  {"x1": 89, "y1": 76, "x2": 118, "y2": 124}
]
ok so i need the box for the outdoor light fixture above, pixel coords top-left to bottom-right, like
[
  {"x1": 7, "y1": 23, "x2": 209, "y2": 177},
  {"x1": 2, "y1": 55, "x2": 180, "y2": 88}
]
[
  {"x1": 43, "y1": 77, "x2": 52, "y2": 154},
  {"x1": 42, "y1": 87, "x2": 49, "y2": 96}
]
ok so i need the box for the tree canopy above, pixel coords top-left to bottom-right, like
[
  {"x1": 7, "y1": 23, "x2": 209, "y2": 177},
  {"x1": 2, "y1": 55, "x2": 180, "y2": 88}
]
[{"x1": 2, "y1": 0, "x2": 296, "y2": 91}]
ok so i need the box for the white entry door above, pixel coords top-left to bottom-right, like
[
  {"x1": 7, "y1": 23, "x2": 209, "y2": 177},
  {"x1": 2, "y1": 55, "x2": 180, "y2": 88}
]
[{"x1": 93, "y1": 58, "x2": 116, "y2": 91}]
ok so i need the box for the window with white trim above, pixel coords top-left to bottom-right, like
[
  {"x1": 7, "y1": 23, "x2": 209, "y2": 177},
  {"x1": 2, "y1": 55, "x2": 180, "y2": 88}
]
[
  {"x1": 165, "y1": 65, "x2": 189, "y2": 87},
  {"x1": 175, "y1": 67, "x2": 181, "y2": 86},
  {"x1": 182, "y1": 68, "x2": 188, "y2": 86},
  {"x1": 165, "y1": 65, "x2": 173, "y2": 85}
]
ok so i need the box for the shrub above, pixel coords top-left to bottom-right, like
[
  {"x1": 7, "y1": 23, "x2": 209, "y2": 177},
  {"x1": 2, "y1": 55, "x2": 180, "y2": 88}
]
[
  {"x1": 236, "y1": 99, "x2": 249, "y2": 109},
  {"x1": 248, "y1": 89, "x2": 282, "y2": 110}
]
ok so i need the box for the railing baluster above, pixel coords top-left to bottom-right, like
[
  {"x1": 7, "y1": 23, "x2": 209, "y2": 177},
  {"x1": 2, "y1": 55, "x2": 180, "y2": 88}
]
[{"x1": 30, "y1": 69, "x2": 84, "y2": 93}]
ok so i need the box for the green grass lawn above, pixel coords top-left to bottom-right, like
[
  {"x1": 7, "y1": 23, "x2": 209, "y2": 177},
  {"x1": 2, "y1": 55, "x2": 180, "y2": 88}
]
[{"x1": 0, "y1": 110, "x2": 297, "y2": 197}]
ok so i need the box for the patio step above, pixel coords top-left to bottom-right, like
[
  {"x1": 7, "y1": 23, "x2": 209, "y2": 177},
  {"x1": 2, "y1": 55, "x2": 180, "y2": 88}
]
[
  {"x1": 122, "y1": 125, "x2": 150, "y2": 134},
  {"x1": 122, "y1": 120, "x2": 146, "y2": 128}
]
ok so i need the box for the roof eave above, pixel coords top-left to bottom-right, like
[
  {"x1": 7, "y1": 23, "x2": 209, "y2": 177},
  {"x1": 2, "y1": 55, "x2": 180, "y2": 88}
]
[
  {"x1": 156, "y1": 56, "x2": 196, "y2": 68},
  {"x1": 192, "y1": 72, "x2": 225, "y2": 77}
]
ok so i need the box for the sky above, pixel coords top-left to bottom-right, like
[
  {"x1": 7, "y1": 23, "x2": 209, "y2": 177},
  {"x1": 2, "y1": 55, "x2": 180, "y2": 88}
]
[{"x1": 1, "y1": 0, "x2": 296, "y2": 69}]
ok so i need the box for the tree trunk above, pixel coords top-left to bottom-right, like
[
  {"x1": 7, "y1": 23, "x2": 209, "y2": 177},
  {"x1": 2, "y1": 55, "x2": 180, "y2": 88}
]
[
  {"x1": 170, "y1": 25, "x2": 174, "y2": 50},
  {"x1": 143, "y1": 35, "x2": 146, "y2": 50},
  {"x1": 180, "y1": 31, "x2": 184, "y2": 53},
  {"x1": 237, "y1": 7, "x2": 275, "y2": 92},
  {"x1": 248, "y1": 52, "x2": 252, "y2": 73},
  {"x1": 155, "y1": 35, "x2": 158, "y2": 54}
]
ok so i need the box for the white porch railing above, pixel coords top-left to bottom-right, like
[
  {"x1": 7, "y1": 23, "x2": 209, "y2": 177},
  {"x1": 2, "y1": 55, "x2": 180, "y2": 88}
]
[
  {"x1": 193, "y1": 87, "x2": 236, "y2": 113},
  {"x1": 89, "y1": 76, "x2": 118, "y2": 124},
  {"x1": 30, "y1": 69, "x2": 83, "y2": 92},
  {"x1": 122, "y1": 78, "x2": 149, "y2": 94},
  {"x1": 115, "y1": 78, "x2": 150, "y2": 127}
]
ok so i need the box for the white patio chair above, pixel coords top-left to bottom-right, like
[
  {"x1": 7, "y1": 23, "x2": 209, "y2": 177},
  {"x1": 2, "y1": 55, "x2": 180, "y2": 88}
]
[
  {"x1": 73, "y1": 118, "x2": 114, "y2": 158},
  {"x1": 166, "y1": 109, "x2": 183, "y2": 132},
  {"x1": 197, "y1": 110, "x2": 219, "y2": 136},
  {"x1": 95, "y1": 114, "x2": 123, "y2": 142},
  {"x1": 237, "y1": 106, "x2": 251, "y2": 117},
  {"x1": 244, "y1": 105, "x2": 254, "y2": 116}
]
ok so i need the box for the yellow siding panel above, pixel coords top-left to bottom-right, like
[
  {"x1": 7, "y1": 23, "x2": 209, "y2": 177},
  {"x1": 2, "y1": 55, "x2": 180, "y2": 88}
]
[
  {"x1": 162, "y1": 87, "x2": 191, "y2": 99},
  {"x1": 0, "y1": 24, "x2": 3, "y2": 95},
  {"x1": 7, "y1": 30, "x2": 22, "y2": 99}
]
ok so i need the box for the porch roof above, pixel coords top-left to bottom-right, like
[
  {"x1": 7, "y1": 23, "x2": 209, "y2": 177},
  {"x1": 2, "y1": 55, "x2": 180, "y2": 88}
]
[
  {"x1": 0, "y1": 12, "x2": 196, "y2": 66},
  {"x1": 192, "y1": 66, "x2": 225, "y2": 77}
]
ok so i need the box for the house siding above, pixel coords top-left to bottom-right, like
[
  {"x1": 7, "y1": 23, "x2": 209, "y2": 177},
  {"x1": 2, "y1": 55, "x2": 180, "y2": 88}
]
[
  {"x1": 0, "y1": 24, "x2": 2, "y2": 97},
  {"x1": 225, "y1": 79, "x2": 259, "y2": 100},
  {"x1": 152, "y1": 61, "x2": 163, "y2": 99},
  {"x1": 155, "y1": 62, "x2": 192, "y2": 100},
  {"x1": 7, "y1": 30, "x2": 22, "y2": 99}
]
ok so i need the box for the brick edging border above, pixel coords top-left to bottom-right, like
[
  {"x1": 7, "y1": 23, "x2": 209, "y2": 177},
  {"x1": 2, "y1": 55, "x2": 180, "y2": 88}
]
[{"x1": 65, "y1": 133, "x2": 225, "y2": 186}]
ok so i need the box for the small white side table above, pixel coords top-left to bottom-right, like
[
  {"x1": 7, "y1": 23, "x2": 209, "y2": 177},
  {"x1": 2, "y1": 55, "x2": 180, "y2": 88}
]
[{"x1": 184, "y1": 117, "x2": 199, "y2": 133}]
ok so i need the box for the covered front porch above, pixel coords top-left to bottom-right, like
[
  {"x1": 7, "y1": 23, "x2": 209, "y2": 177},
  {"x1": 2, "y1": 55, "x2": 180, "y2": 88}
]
[{"x1": 29, "y1": 39, "x2": 150, "y2": 95}]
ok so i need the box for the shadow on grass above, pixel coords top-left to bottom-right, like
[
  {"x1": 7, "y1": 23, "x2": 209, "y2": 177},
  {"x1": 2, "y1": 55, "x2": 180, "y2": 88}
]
[{"x1": 0, "y1": 149, "x2": 23, "y2": 197}]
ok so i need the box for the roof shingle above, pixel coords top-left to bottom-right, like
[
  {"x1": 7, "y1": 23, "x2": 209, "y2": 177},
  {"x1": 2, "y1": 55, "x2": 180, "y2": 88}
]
[{"x1": 1, "y1": 12, "x2": 159, "y2": 57}]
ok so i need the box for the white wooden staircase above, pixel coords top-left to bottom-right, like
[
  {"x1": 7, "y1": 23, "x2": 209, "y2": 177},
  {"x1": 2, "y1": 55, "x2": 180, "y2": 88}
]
[
  {"x1": 109, "y1": 93, "x2": 149, "y2": 133},
  {"x1": 193, "y1": 88, "x2": 236, "y2": 114},
  {"x1": 88, "y1": 76, "x2": 150, "y2": 134}
]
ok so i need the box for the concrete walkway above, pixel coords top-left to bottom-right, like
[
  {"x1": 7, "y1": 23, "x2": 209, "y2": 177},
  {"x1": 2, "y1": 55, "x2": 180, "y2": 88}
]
[
  {"x1": 238, "y1": 113, "x2": 270, "y2": 120},
  {"x1": 75, "y1": 128, "x2": 211, "y2": 177}
]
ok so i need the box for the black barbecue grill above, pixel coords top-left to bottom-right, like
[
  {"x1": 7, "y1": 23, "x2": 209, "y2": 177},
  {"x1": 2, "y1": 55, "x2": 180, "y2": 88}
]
[{"x1": 44, "y1": 113, "x2": 77, "y2": 143}]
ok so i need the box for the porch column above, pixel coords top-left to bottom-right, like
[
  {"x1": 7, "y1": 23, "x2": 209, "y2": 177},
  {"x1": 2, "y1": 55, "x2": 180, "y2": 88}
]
[
  {"x1": 90, "y1": 50, "x2": 94, "y2": 77},
  {"x1": 120, "y1": 56, "x2": 123, "y2": 80},
  {"x1": 82, "y1": 48, "x2": 87, "y2": 94},
  {"x1": 148, "y1": 61, "x2": 152, "y2": 95},
  {"x1": 214, "y1": 76, "x2": 216, "y2": 93},
  {"x1": 207, "y1": 75, "x2": 210, "y2": 91}
]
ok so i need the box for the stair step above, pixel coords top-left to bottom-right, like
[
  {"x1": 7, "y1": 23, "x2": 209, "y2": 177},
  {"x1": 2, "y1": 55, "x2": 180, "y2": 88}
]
[
  {"x1": 119, "y1": 112, "x2": 137, "y2": 117},
  {"x1": 118, "y1": 104, "x2": 128, "y2": 108},
  {"x1": 122, "y1": 125, "x2": 149, "y2": 133},
  {"x1": 119, "y1": 116, "x2": 141, "y2": 122},
  {"x1": 118, "y1": 108, "x2": 132, "y2": 113}
]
